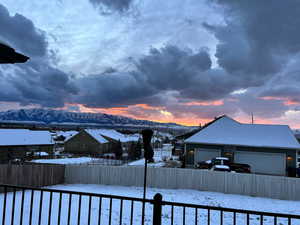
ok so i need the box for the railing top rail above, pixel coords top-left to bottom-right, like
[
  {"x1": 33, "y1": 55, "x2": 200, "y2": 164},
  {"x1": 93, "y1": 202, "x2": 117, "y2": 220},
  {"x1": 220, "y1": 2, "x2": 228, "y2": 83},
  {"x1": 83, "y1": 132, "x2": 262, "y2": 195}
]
[
  {"x1": 0, "y1": 184, "x2": 153, "y2": 203},
  {"x1": 161, "y1": 200, "x2": 300, "y2": 219}
]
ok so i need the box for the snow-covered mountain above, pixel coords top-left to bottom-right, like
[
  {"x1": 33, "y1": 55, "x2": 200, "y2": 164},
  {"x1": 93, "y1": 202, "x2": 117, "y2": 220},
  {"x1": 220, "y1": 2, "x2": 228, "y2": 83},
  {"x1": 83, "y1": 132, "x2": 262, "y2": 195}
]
[{"x1": 0, "y1": 108, "x2": 181, "y2": 128}]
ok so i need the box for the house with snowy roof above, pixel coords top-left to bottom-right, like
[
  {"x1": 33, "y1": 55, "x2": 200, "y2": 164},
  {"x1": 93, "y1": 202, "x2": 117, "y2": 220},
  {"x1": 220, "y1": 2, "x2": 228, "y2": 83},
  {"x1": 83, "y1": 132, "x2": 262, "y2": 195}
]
[
  {"x1": 184, "y1": 116, "x2": 300, "y2": 176},
  {"x1": 95, "y1": 129, "x2": 140, "y2": 143},
  {"x1": 0, "y1": 129, "x2": 54, "y2": 163},
  {"x1": 64, "y1": 129, "x2": 117, "y2": 156}
]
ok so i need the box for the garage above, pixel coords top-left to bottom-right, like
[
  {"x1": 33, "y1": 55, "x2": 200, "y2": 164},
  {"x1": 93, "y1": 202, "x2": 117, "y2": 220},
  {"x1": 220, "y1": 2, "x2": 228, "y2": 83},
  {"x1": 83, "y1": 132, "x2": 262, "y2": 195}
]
[
  {"x1": 194, "y1": 149, "x2": 221, "y2": 163},
  {"x1": 234, "y1": 151, "x2": 286, "y2": 175}
]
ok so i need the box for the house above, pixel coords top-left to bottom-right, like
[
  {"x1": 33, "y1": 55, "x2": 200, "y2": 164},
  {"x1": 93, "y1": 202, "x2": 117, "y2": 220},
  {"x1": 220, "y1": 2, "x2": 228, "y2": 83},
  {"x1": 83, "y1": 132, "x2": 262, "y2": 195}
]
[
  {"x1": 95, "y1": 129, "x2": 140, "y2": 151},
  {"x1": 174, "y1": 128, "x2": 202, "y2": 155},
  {"x1": 54, "y1": 130, "x2": 78, "y2": 152},
  {"x1": 64, "y1": 129, "x2": 115, "y2": 156},
  {"x1": 0, "y1": 129, "x2": 54, "y2": 163},
  {"x1": 97, "y1": 129, "x2": 139, "y2": 143},
  {"x1": 184, "y1": 116, "x2": 300, "y2": 176}
]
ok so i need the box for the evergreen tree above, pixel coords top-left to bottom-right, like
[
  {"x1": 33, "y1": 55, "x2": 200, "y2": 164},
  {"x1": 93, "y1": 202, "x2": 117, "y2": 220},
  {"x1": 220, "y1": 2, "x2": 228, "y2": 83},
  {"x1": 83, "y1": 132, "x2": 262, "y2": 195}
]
[
  {"x1": 128, "y1": 142, "x2": 135, "y2": 160},
  {"x1": 134, "y1": 141, "x2": 142, "y2": 159},
  {"x1": 114, "y1": 140, "x2": 123, "y2": 160}
]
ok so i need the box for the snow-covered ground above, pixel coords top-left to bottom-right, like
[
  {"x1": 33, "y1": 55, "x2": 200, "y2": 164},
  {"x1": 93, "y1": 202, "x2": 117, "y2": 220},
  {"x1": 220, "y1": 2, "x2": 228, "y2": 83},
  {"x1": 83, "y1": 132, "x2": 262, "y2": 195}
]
[
  {"x1": 31, "y1": 157, "x2": 95, "y2": 164},
  {"x1": 1, "y1": 184, "x2": 299, "y2": 225},
  {"x1": 31, "y1": 157, "x2": 122, "y2": 165}
]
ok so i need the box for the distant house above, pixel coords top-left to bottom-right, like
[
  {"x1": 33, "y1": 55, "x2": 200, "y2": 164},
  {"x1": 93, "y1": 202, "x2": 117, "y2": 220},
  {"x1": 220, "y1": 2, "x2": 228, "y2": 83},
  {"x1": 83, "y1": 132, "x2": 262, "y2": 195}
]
[
  {"x1": 95, "y1": 129, "x2": 140, "y2": 151},
  {"x1": 184, "y1": 116, "x2": 300, "y2": 176},
  {"x1": 0, "y1": 129, "x2": 54, "y2": 163},
  {"x1": 64, "y1": 130, "x2": 115, "y2": 156},
  {"x1": 96, "y1": 129, "x2": 139, "y2": 142}
]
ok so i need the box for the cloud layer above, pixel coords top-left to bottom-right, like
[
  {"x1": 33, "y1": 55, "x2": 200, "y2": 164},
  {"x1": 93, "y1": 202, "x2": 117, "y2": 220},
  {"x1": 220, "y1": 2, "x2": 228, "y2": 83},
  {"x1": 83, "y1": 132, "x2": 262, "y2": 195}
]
[{"x1": 1, "y1": 0, "x2": 300, "y2": 126}]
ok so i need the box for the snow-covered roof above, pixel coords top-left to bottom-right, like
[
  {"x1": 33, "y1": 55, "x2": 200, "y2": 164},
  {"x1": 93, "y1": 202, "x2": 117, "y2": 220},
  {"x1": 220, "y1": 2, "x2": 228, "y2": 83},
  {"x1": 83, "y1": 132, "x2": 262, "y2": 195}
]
[
  {"x1": 88, "y1": 129, "x2": 140, "y2": 142},
  {"x1": 185, "y1": 116, "x2": 300, "y2": 150},
  {"x1": 85, "y1": 130, "x2": 109, "y2": 143},
  {"x1": 0, "y1": 129, "x2": 54, "y2": 146}
]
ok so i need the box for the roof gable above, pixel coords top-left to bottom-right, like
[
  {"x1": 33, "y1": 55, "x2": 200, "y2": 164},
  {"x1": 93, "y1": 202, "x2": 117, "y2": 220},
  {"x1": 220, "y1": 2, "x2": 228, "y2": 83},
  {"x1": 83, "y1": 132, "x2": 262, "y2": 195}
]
[
  {"x1": 85, "y1": 130, "x2": 109, "y2": 144},
  {"x1": 185, "y1": 116, "x2": 300, "y2": 149},
  {"x1": 90, "y1": 129, "x2": 139, "y2": 142}
]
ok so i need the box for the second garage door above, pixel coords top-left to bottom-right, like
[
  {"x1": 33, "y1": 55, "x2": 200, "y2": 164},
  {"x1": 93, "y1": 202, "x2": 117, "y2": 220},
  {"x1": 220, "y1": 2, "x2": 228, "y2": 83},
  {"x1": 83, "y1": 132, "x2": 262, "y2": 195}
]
[
  {"x1": 194, "y1": 149, "x2": 221, "y2": 163},
  {"x1": 234, "y1": 151, "x2": 286, "y2": 175}
]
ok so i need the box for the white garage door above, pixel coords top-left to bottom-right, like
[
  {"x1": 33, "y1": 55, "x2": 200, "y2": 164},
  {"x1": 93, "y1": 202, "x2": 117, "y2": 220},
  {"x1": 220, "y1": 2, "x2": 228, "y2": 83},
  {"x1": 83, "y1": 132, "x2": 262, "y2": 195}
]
[
  {"x1": 235, "y1": 151, "x2": 286, "y2": 175},
  {"x1": 194, "y1": 149, "x2": 221, "y2": 163}
]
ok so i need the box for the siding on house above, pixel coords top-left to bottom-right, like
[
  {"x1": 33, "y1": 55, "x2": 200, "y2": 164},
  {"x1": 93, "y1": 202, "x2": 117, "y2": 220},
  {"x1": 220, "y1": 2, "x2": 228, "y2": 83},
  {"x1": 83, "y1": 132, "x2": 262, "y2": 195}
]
[
  {"x1": 0, "y1": 144, "x2": 54, "y2": 163},
  {"x1": 64, "y1": 130, "x2": 114, "y2": 155},
  {"x1": 185, "y1": 143, "x2": 297, "y2": 173}
]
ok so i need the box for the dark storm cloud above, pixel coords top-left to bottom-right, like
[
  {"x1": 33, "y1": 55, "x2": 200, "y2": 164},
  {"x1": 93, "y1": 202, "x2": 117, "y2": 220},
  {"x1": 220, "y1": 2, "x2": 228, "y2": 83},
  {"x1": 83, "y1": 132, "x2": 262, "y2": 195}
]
[
  {"x1": 74, "y1": 71, "x2": 155, "y2": 108},
  {"x1": 258, "y1": 55, "x2": 300, "y2": 104},
  {"x1": 0, "y1": 4, "x2": 47, "y2": 57},
  {"x1": 89, "y1": 0, "x2": 133, "y2": 13},
  {"x1": 236, "y1": 94, "x2": 289, "y2": 118},
  {"x1": 135, "y1": 46, "x2": 212, "y2": 90},
  {"x1": 208, "y1": 0, "x2": 300, "y2": 83},
  {"x1": 0, "y1": 3, "x2": 78, "y2": 107},
  {"x1": 0, "y1": 63, "x2": 78, "y2": 107},
  {"x1": 75, "y1": 45, "x2": 235, "y2": 108},
  {"x1": 165, "y1": 101, "x2": 237, "y2": 120}
]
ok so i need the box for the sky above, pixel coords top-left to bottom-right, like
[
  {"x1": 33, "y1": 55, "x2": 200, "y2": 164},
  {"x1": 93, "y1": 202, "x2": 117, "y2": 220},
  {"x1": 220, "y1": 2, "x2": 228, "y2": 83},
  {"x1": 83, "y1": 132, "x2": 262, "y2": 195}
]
[{"x1": 1, "y1": 0, "x2": 300, "y2": 128}]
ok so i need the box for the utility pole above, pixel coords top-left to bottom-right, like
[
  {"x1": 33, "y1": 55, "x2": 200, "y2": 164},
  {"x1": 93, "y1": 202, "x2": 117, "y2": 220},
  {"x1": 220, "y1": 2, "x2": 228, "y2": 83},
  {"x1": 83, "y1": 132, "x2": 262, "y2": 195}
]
[{"x1": 251, "y1": 113, "x2": 254, "y2": 124}]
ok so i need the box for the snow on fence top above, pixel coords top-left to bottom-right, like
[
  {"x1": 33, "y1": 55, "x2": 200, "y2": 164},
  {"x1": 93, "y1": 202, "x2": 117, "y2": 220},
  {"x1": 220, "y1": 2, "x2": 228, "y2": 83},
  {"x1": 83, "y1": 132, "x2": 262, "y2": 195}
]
[{"x1": 185, "y1": 116, "x2": 300, "y2": 150}]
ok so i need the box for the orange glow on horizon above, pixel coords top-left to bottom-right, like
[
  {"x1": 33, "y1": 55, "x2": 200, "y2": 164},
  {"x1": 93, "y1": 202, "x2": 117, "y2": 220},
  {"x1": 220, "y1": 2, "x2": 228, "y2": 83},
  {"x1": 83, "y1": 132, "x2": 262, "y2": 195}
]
[
  {"x1": 60, "y1": 103, "x2": 300, "y2": 128},
  {"x1": 259, "y1": 96, "x2": 300, "y2": 106}
]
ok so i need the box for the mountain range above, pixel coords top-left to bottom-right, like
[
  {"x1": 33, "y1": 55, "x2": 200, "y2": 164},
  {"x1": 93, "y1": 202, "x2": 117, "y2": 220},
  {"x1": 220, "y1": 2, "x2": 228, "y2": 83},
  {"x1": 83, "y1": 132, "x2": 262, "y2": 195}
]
[{"x1": 0, "y1": 108, "x2": 182, "y2": 128}]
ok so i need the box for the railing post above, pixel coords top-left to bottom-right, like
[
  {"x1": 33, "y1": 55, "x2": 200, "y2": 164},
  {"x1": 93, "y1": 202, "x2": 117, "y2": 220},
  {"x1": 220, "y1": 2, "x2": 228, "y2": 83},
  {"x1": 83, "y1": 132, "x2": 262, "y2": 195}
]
[{"x1": 153, "y1": 193, "x2": 163, "y2": 225}]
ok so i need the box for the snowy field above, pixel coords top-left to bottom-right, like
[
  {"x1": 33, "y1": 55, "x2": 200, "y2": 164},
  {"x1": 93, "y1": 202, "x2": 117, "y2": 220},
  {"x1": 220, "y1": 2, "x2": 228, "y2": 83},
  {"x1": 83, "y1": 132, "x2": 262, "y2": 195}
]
[{"x1": 1, "y1": 184, "x2": 299, "y2": 225}]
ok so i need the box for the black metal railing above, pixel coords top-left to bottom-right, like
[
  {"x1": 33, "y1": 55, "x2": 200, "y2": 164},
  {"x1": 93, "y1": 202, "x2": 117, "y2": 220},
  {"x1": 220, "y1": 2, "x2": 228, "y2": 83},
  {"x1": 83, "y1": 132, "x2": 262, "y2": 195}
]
[
  {"x1": 0, "y1": 184, "x2": 299, "y2": 225},
  {"x1": 158, "y1": 199, "x2": 300, "y2": 225}
]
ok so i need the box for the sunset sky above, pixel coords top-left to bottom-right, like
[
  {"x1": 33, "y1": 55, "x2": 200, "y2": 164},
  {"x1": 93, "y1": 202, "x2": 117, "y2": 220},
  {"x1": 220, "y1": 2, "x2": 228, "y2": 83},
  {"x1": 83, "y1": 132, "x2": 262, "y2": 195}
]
[{"x1": 1, "y1": 0, "x2": 300, "y2": 128}]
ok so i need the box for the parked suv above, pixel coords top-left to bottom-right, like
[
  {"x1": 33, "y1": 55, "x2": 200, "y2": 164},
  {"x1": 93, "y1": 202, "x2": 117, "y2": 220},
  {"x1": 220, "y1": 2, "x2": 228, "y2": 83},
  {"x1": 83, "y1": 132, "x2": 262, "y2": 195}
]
[
  {"x1": 195, "y1": 157, "x2": 229, "y2": 169},
  {"x1": 195, "y1": 157, "x2": 251, "y2": 173}
]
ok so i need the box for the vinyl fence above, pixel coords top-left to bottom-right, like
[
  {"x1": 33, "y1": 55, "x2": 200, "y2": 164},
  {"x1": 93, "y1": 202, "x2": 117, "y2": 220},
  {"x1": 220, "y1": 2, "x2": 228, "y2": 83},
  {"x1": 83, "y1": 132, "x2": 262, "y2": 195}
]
[
  {"x1": 65, "y1": 165, "x2": 300, "y2": 201},
  {"x1": 0, "y1": 164, "x2": 65, "y2": 187}
]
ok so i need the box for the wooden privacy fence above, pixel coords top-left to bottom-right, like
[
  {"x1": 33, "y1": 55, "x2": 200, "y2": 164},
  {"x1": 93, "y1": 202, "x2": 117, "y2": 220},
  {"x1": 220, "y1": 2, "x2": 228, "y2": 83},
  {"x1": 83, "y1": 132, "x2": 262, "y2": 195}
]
[
  {"x1": 0, "y1": 163, "x2": 65, "y2": 187},
  {"x1": 65, "y1": 165, "x2": 300, "y2": 201}
]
